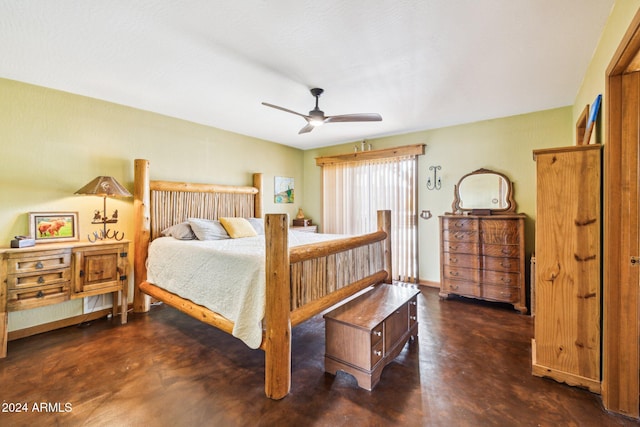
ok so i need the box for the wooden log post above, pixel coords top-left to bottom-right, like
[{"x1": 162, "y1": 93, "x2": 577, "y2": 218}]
[
  {"x1": 0, "y1": 259, "x2": 6, "y2": 357},
  {"x1": 378, "y1": 210, "x2": 393, "y2": 283},
  {"x1": 133, "y1": 159, "x2": 151, "y2": 313},
  {"x1": 253, "y1": 173, "x2": 264, "y2": 219},
  {"x1": 264, "y1": 213, "x2": 291, "y2": 399}
]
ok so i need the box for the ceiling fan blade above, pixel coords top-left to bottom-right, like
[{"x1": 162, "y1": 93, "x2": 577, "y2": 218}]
[
  {"x1": 325, "y1": 113, "x2": 383, "y2": 123},
  {"x1": 298, "y1": 123, "x2": 315, "y2": 134},
  {"x1": 262, "y1": 102, "x2": 309, "y2": 119}
]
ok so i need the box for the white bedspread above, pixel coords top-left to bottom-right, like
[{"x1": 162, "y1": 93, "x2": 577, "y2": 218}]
[{"x1": 146, "y1": 231, "x2": 346, "y2": 349}]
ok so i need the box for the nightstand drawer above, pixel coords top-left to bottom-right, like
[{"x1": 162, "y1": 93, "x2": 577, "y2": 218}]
[
  {"x1": 5, "y1": 250, "x2": 71, "y2": 275},
  {"x1": 7, "y1": 268, "x2": 71, "y2": 290},
  {"x1": 7, "y1": 283, "x2": 70, "y2": 311}
]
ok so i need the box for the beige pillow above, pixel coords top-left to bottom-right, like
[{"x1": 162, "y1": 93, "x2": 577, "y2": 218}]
[{"x1": 219, "y1": 217, "x2": 258, "y2": 238}]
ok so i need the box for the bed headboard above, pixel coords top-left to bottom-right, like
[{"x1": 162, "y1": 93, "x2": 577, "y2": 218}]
[
  {"x1": 134, "y1": 159, "x2": 264, "y2": 241},
  {"x1": 133, "y1": 158, "x2": 263, "y2": 311}
]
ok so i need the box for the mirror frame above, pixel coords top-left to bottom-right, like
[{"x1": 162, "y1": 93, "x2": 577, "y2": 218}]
[{"x1": 451, "y1": 168, "x2": 517, "y2": 214}]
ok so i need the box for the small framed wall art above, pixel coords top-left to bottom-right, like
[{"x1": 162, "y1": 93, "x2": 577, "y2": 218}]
[
  {"x1": 29, "y1": 211, "x2": 79, "y2": 243},
  {"x1": 274, "y1": 176, "x2": 294, "y2": 203}
]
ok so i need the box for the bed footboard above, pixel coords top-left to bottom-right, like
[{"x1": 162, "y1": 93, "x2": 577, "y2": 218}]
[{"x1": 264, "y1": 210, "x2": 391, "y2": 399}]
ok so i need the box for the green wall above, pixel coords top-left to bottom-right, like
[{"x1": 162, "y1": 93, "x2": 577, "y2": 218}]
[
  {"x1": 0, "y1": 78, "x2": 304, "y2": 331},
  {"x1": 573, "y1": 0, "x2": 640, "y2": 142},
  {"x1": 303, "y1": 107, "x2": 572, "y2": 284},
  {"x1": 3, "y1": 0, "x2": 638, "y2": 332}
]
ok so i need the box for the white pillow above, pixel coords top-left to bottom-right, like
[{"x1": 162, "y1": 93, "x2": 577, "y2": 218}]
[
  {"x1": 247, "y1": 218, "x2": 265, "y2": 235},
  {"x1": 161, "y1": 222, "x2": 197, "y2": 240},
  {"x1": 187, "y1": 218, "x2": 230, "y2": 240}
]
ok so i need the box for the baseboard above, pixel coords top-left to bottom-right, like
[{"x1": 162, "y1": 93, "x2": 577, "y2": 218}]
[
  {"x1": 8, "y1": 306, "x2": 128, "y2": 341},
  {"x1": 418, "y1": 280, "x2": 440, "y2": 289}
]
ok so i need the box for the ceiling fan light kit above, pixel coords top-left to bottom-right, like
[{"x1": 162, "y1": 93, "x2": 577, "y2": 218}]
[{"x1": 262, "y1": 88, "x2": 382, "y2": 134}]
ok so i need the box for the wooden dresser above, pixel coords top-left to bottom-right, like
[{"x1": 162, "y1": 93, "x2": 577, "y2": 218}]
[
  {"x1": 324, "y1": 284, "x2": 420, "y2": 390},
  {"x1": 531, "y1": 145, "x2": 601, "y2": 393},
  {"x1": 0, "y1": 240, "x2": 129, "y2": 358},
  {"x1": 439, "y1": 214, "x2": 527, "y2": 313}
]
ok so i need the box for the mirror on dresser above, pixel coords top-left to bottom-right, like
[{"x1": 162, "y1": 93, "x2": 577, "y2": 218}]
[
  {"x1": 439, "y1": 168, "x2": 527, "y2": 313},
  {"x1": 451, "y1": 168, "x2": 517, "y2": 215}
]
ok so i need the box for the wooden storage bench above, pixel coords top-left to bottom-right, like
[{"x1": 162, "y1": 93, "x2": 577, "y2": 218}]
[{"x1": 324, "y1": 283, "x2": 420, "y2": 390}]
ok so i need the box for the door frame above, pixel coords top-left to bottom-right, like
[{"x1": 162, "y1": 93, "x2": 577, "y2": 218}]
[{"x1": 603, "y1": 8, "x2": 640, "y2": 419}]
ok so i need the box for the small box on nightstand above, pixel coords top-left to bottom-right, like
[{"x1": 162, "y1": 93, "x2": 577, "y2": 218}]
[{"x1": 293, "y1": 218, "x2": 312, "y2": 227}]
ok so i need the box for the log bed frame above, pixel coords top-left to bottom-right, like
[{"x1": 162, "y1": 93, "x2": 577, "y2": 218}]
[{"x1": 132, "y1": 159, "x2": 392, "y2": 399}]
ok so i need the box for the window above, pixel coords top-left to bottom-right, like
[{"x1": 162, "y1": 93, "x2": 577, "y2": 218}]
[{"x1": 318, "y1": 145, "x2": 422, "y2": 282}]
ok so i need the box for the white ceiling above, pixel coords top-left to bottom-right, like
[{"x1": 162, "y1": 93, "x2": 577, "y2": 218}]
[{"x1": 0, "y1": 1, "x2": 614, "y2": 150}]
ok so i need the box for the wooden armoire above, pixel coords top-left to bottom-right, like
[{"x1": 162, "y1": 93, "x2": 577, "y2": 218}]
[{"x1": 531, "y1": 144, "x2": 601, "y2": 393}]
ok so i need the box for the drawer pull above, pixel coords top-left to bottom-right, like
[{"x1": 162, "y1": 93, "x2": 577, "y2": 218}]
[
  {"x1": 35, "y1": 261, "x2": 43, "y2": 269},
  {"x1": 373, "y1": 331, "x2": 382, "y2": 337},
  {"x1": 500, "y1": 262, "x2": 511, "y2": 267},
  {"x1": 449, "y1": 245, "x2": 458, "y2": 250},
  {"x1": 410, "y1": 301, "x2": 417, "y2": 306},
  {"x1": 450, "y1": 257, "x2": 458, "y2": 263},
  {"x1": 501, "y1": 277, "x2": 512, "y2": 283},
  {"x1": 410, "y1": 315, "x2": 417, "y2": 321},
  {"x1": 502, "y1": 249, "x2": 510, "y2": 254},
  {"x1": 37, "y1": 290, "x2": 44, "y2": 298},
  {"x1": 373, "y1": 350, "x2": 382, "y2": 357},
  {"x1": 455, "y1": 222, "x2": 464, "y2": 228},
  {"x1": 450, "y1": 271, "x2": 459, "y2": 276},
  {"x1": 37, "y1": 276, "x2": 45, "y2": 284}
]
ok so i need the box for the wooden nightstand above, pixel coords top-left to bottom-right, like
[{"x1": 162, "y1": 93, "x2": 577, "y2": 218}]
[
  {"x1": 291, "y1": 225, "x2": 318, "y2": 233},
  {"x1": 324, "y1": 283, "x2": 420, "y2": 390},
  {"x1": 0, "y1": 240, "x2": 129, "y2": 358}
]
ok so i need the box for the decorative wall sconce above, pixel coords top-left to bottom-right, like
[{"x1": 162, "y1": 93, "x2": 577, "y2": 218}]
[
  {"x1": 426, "y1": 165, "x2": 442, "y2": 190},
  {"x1": 75, "y1": 176, "x2": 132, "y2": 242}
]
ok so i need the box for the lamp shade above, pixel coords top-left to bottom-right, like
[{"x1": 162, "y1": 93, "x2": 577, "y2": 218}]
[{"x1": 74, "y1": 176, "x2": 132, "y2": 197}]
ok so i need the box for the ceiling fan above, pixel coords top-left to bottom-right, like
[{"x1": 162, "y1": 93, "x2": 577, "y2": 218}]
[{"x1": 262, "y1": 88, "x2": 382, "y2": 134}]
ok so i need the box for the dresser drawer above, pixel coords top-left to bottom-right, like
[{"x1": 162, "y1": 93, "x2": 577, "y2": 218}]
[
  {"x1": 7, "y1": 268, "x2": 71, "y2": 290},
  {"x1": 481, "y1": 244, "x2": 520, "y2": 258},
  {"x1": 483, "y1": 256, "x2": 520, "y2": 272},
  {"x1": 442, "y1": 230, "x2": 478, "y2": 243},
  {"x1": 443, "y1": 279, "x2": 480, "y2": 297},
  {"x1": 482, "y1": 270, "x2": 520, "y2": 287},
  {"x1": 442, "y1": 217, "x2": 478, "y2": 231},
  {"x1": 443, "y1": 242, "x2": 478, "y2": 255},
  {"x1": 443, "y1": 253, "x2": 479, "y2": 269},
  {"x1": 482, "y1": 283, "x2": 519, "y2": 303},
  {"x1": 7, "y1": 283, "x2": 70, "y2": 311},
  {"x1": 480, "y1": 221, "x2": 520, "y2": 244},
  {"x1": 443, "y1": 266, "x2": 479, "y2": 282},
  {"x1": 5, "y1": 250, "x2": 71, "y2": 275}
]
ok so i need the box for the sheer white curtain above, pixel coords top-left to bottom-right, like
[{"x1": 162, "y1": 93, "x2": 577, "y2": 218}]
[{"x1": 322, "y1": 156, "x2": 418, "y2": 282}]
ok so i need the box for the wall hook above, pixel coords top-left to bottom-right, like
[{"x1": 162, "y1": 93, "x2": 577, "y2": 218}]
[{"x1": 427, "y1": 165, "x2": 442, "y2": 190}]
